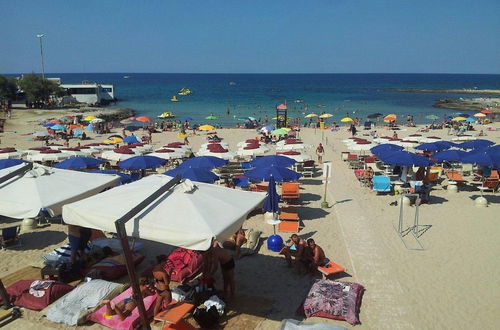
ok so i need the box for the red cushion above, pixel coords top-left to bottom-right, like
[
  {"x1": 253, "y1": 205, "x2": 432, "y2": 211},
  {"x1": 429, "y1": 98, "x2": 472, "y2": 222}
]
[{"x1": 5, "y1": 280, "x2": 73, "y2": 311}]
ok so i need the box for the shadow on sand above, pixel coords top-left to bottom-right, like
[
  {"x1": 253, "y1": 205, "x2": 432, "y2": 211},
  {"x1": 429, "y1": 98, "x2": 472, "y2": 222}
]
[{"x1": 18, "y1": 230, "x2": 67, "y2": 250}]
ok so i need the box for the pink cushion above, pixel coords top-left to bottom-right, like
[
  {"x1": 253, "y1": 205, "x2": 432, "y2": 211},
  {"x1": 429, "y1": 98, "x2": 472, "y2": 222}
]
[{"x1": 87, "y1": 287, "x2": 157, "y2": 330}]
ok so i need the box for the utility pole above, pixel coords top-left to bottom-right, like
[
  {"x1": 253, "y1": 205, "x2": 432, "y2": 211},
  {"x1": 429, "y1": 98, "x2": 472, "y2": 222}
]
[{"x1": 36, "y1": 34, "x2": 45, "y2": 78}]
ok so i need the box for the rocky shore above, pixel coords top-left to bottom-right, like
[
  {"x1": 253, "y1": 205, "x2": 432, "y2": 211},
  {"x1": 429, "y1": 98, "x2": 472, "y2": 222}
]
[
  {"x1": 392, "y1": 88, "x2": 500, "y2": 95},
  {"x1": 433, "y1": 97, "x2": 500, "y2": 113}
]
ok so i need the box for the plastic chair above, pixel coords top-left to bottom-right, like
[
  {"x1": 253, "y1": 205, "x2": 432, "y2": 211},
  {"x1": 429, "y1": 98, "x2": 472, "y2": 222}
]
[{"x1": 372, "y1": 176, "x2": 392, "y2": 193}]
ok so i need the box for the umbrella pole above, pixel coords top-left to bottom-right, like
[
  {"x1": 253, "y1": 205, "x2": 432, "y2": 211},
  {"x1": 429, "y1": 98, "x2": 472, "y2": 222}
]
[{"x1": 114, "y1": 175, "x2": 182, "y2": 330}]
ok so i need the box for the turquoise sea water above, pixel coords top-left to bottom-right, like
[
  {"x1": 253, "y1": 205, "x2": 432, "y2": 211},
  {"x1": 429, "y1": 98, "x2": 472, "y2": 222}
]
[{"x1": 38, "y1": 73, "x2": 500, "y2": 126}]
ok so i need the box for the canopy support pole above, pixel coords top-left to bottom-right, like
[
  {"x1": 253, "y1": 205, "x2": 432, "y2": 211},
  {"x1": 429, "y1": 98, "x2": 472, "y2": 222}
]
[
  {"x1": 114, "y1": 175, "x2": 182, "y2": 330},
  {"x1": 0, "y1": 163, "x2": 33, "y2": 185}
]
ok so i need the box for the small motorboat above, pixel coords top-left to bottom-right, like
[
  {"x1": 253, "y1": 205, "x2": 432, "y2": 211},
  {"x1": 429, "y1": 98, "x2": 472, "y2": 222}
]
[
  {"x1": 171, "y1": 95, "x2": 179, "y2": 102},
  {"x1": 158, "y1": 112, "x2": 175, "y2": 119},
  {"x1": 178, "y1": 88, "x2": 192, "y2": 96}
]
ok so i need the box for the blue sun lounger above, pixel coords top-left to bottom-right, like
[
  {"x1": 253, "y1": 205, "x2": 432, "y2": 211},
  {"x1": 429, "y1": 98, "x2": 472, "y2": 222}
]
[{"x1": 372, "y1": 175, "x2": 392, "y2": 193}]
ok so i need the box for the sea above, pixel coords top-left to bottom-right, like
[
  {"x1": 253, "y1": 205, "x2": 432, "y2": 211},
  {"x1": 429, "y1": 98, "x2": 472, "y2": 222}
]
[{"x1": 37, "y1": 73, "x2": 500, "y2": 126}]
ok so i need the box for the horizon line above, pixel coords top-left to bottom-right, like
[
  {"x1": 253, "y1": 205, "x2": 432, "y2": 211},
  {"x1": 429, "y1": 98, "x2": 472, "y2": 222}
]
[{"x1": 2, "y1": 72, "x2": 500, "y2": 76}]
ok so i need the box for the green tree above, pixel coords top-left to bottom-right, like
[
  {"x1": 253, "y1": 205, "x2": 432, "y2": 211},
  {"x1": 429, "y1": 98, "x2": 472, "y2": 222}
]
[
  {"x1": 18, "y1": 73, "x2": 64, "y2": 107},
  {"x1": 0, "y1": 74, "x2": 18, "y2": 103}
]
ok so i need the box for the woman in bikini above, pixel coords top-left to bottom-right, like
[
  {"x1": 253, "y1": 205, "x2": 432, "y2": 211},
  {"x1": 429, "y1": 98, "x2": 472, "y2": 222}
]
[
  {"x1": 222, "y1": 227, "x2": 247, "y2": 258},
  {"x1": 152, "y1": 255, "x2": 172, "y2": 316}
]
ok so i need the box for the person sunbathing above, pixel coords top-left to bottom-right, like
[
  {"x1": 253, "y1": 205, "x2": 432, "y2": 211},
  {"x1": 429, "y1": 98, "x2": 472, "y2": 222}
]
[
  {"x1": 222, "y1": 227, "x2": 247, "y2": 258},
  {"x1": 100, "y1": 278, "x2": 153, "y2": 321},
  {"x1": 152, "y1": 255, "x2": 172, "y2": 316},
  {"x1": 306, "y1": 239, "x2": 329, "y2": 272},
  {"x1": 279, "y1": 234, "x2": 307, "y2": 269}
]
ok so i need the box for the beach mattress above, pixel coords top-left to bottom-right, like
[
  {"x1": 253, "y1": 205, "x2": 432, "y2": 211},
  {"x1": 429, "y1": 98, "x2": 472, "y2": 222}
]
[
  {"x1": 46, "y1": 279, "x2": 124, "y2": 326},
  {"x1": 87, "y1": 287, "x2": 157, "y2": 330},
  {"x1": 2, "y1": 280, "x2": 73, "y2": 311},
  {"x1": 299, "y1": 279, "x2": 364, "y2": 325},
  {"x1": 85, "y1": 253, "x2": 145, "y2": 280}
]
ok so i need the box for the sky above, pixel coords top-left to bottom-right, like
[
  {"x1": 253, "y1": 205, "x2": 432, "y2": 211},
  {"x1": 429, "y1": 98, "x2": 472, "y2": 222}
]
[{"x1": 1, "y1": 0, "x2": 499, "y2": 74}]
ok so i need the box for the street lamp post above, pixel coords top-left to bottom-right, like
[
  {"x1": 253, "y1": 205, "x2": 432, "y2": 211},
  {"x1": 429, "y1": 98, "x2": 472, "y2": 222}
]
[{"x1": 36, "y1": 34, "x2": 45, "y2": 78}]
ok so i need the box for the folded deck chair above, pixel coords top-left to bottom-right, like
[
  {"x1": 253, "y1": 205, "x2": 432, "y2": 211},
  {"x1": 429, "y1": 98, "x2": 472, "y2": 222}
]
[
  {"x1": 317, "y1": 260, "x2": 346, "y2": 279},
  {"x1": 372, "y1": 176, "x2": 391, "y2": 193},
  {"x1": 0, "y1": 226, "x2": 21, "y2": 250}
]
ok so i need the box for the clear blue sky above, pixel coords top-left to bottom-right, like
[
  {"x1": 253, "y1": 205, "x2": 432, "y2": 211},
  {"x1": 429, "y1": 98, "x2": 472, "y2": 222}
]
[{"x1": 1, "y1": 0, "x2": 499, "y2": 74}]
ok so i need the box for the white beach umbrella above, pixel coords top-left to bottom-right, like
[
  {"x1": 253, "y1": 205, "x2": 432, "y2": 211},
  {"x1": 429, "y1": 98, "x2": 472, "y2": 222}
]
[
  {"x1": 149, "y1": 150, "x2": 185, "y2": 160},
  {"x1": 236, "y1": 146, "x2": 270, "y2": 157},
  {"x1": 0, "y1": 164, "x2": 120, "y2": 219},
  {"x1": 236, "y1": 141, "x2": 265, "y2": 148},
  {"x1": 451, "y1": 136, "x2": 477, "y2": 142},
  {"x1": 347, "y1": 143, "x2": 376, "y2": 151},
  {"x1": 200, "y1": 142, "x2": 229, "y2": 149},
  {"x1": 88, "y1": 144, "x2": 115, "y2": 151},
  {"x1": 0, "y1": 149, "x2": 27, "y2": 159},
  {"x1": 396, "y1": 140, "x2": 420, "y2": 148},
  {"x1": 100, "y1": 150, "x2": 136, "y2": 162},
  {"x1": 275, "y1": 143, "x2": 311, "y2": 151},
  {"x1": 197, "y1": 150, "x2": 237, "y2": 160},
  {"x1": 277, "y1": 153, "x2": 312, "y2": 162},
  {"x1": 62, "y1": 175, "x2": 266, "y2": 251},
  {"x1": 27, "y1": 152, "x2": 72, "y2": 162}
]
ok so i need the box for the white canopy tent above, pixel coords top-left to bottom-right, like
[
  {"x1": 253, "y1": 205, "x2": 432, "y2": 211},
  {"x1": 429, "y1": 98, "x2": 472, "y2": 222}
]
[
  {"x1": 0, "y1": 164, "x2": 120, "y2": 219},
  {"x1": 63, "y1": 175, "x2": 266, "y2": 251}
]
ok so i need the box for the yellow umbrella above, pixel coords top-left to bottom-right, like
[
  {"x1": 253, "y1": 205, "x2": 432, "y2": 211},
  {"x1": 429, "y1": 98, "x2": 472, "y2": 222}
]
[
  {"x1": 304, "y1": 113, "x2": 317, "y2": 118},
  {"x1": 383, "y1": 114, "x2": 397, "y2": 122},
  {"x1": 340, "y1": 117, "x2": 353, "y2": 122},
  {"x1": 473, "y1": 113, "x2": 486, "y2": 118},
  {"x1": 84, "y1": 115, "x2": 97, "y2": 121},
  {"x1": 177, "y1": 133, "x2": 187, "y2": 139},
  {"x1": 319, "y1": 113, "x2": 333, "y2": 118},
  {"x1": 452, "y1": 116, "x2": 466, "y2": 121},
  {"x1": 199, "y1": 124, "x2": 215, "y2": 131},
  {"x1": 103, "y1": 137, "x2": 124, "y2": 144}
]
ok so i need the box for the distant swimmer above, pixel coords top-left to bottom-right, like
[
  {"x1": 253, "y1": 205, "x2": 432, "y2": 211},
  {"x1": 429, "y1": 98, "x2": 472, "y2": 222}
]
[{"x1": 226, "y1": 107, "x2": 230, "y2": 115}]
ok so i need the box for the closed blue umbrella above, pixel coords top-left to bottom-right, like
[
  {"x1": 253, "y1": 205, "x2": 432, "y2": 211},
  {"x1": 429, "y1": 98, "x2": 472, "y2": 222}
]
[
  {"x1": 164, "y1": 167, "x2": 219, "y2": 183},
  {"x1": 54, "y1": 157, "x2": 103, "y2": 170},
  {"x1": 263, "y1": 175, "x2": 280, "y2": 213},
  {"x1": 250, "y1": 155, "x2": 296, "y2": 168},
  {"x1": 0, "y1": 159, "x2": 26, "y2": 170},
  {"x1": 124, "y1": 136, "x2": 141, "y2": 144},
  {"x1": 458, "y1": 139, "x2": 494, "y2": 150},
  {"x1": 378, "y1": 151, "x2": 433, "y2": 167},
  {"x1": 432, "y1": 150, "x2": 468, "y2": 163},
  {"x1": 89, "y1": 170, "x2": 131, "y2": 184},
  {"x1": 370, "y1": 144, "x2": 403, "y2": 156},
  {"x1": 118, "y1": 155, "x2": 167, "y2": 170},
  {"x1": 245, "y1": 166, "x2": 302, "y2": 182},
  {"x1": 180, "y1": 156, "x2": 228, "y2": 169}
]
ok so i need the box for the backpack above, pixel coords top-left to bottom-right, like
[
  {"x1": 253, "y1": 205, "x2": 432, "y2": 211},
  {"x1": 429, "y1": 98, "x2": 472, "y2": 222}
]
[{"x1": 193, "y1": 305, "x2": 220, "y2": 328}]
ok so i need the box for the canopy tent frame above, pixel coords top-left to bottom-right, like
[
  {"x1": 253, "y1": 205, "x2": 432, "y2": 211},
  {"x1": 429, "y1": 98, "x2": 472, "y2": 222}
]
[
  {"x1": 113, "y1": 174, "x2": 182, "y2": 330},
  {"x1": 396, "y1": 193, "x2": 432, "y2": 251},
  {"x1": 0, "y1": 162, "x2": 33, "y2": 185}
]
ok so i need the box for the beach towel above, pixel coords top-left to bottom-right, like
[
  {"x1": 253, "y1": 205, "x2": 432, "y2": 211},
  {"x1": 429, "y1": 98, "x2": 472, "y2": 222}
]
[
  {"x1": 299, "y1": 279, "x2": 364, "y2": 325},
  {"x1": 46, "y1": 279, "x2": 124, "y2": 326},
  {"x1": 164, "y1": 248, "x2": 203, "y2": 283},
  {"x1": 87, "y1": 287, "x2": 157, "y2": 330},
  {"x1": 2, "y1": 280, "x2": 73, "y2": 311},
  {"x1": 85, "y1": 253, "x2": 145, "y2": 280}
]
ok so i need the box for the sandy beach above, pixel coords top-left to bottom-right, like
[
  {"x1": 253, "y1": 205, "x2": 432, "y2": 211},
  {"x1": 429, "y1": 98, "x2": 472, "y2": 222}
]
[{"x1": 1, "y1": 108, "x2": 499, "y2": 330}]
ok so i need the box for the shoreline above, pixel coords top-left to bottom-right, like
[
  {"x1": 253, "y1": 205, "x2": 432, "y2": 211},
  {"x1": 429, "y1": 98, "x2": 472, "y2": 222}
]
[
  {"x1": 433, "y1": 97, "x2": 500, "y2": 113},
  {"x1": 392, "y1": 88, "x2": 500, "y2": 95}
]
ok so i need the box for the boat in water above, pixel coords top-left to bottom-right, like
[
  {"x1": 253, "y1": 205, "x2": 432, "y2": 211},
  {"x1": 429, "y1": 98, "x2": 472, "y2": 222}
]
[
  {"x1": 295, "y1": 99, "x2": 304, "y2": 103},
  {"x1": 123, "y1": 76, "x2": 130, "y2": 79},
  {"x1": 158, "y1": 111, "x2": 175, "y2": 119},
  {"x1": 178, "y1": 88, "x2": 192, "y2": 96},
  {"x1": 229, "y1": 81, "x2": 237, "y2": 86},
  {"x1": 171, "y1": 95, "x2": 179, "y2": 102}
]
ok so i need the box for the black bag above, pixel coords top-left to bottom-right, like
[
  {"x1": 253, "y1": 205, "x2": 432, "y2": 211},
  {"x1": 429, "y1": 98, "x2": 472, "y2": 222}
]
[{"x1": 193, "y1": 305, "x2": 220, "y2": 329}]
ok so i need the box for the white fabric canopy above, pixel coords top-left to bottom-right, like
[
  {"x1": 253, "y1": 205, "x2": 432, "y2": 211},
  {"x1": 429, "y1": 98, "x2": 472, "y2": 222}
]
[
  {"x1": 100, "y1": 151, "x2": 135, "y2": 162},
  {"x1": 275, "y1": 143, "x2": 311, "y2": 151},
  {"x1": 196, "y1": 150, "x2": 237, "y2": 160},
  {"x1": 0, "y1": 164, "x2": 120, "y2": 219},
  {"x1": 236, "y1": 146, "x2": 270, "y2": 157},
  {"x1": 63, "y1": 175, "x2": 266, "y2": 251}
]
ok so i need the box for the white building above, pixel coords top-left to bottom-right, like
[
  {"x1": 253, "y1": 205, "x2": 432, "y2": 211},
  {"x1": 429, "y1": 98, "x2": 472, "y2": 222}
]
[{"x1": 60, "y1": 81, "x2": 115, "y2": 105}]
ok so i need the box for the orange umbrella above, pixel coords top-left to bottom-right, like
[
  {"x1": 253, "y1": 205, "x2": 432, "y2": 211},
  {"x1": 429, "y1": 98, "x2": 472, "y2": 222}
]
[
  {"x1": 481, "y1": 109, "x2": 493, "y2": 114},
  {"x1": 69, "y1": 124, "x2": 84, "y2": 129},
  {"x1": 384, "y1": 114, "x2": 397, "y2": 123},
  {"x1": 135, "y1": 116, "x2": 152, "y2": 122}
]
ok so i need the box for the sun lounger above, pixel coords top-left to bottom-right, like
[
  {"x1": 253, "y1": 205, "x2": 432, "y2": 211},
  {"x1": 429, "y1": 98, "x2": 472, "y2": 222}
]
[
  {"x1": 278, "y1": 221, "x2": 300, "y2": 233},
  {"x1": 278, "y1": 207, "x2": 300, "y2": 233},
  {"x1": 154, "y1": 301, "x2": 195, "y2": 329},
  {"x1": 445, "y1": 170, "x2": 466, "y2": 183},
  {"x1": 478, "y1": 178, "x2": 499, "y2": 194},
  {"x1": 0, "y1": 226, "x2": 21, "y2": 250},
  {"x1": 372, "y1": 176, "x2": 391, "y2": 193},
  {"x1": 281, "y1": 182, "x2": 300, "y2": 203},
  {"x1": 317, "y1": 260, "x2": 346, "y2": 279},
  {"x1": 423, "y1": 172, "x2": 439, "y2": 184}
]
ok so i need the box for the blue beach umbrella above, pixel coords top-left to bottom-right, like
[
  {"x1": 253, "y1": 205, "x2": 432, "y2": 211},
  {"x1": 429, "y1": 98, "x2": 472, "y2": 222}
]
[
  {"x1": 88, "y1": 170, "x2": 132, "y2": 184},
  {"x1": 370, "y1": 144, "x2": 403, "y2": 156},
  {"x1": 458, "y1": 139, "x2": 494, "y2": 150},
  {"x1": 432, "y1": 150, "x2": 468, "y2": 163},
  {"x1": 124, "y1": 136, "x2": 141, "y2": 144},
  {"x1": 465, "y1": 117, "x2": 476, "y2": 122},
  {"x1": 378, "y1": 151, "x2": 434, "y2": 167},
  {"x1": 0, "y1": 159, "x2": 26, "y2": 170},
  {"x1": 245, "y1": 166, "x2": 302, "y2": 182},
  {"x1": 180, "y1": 156, "x2": 228, "y2": 169},
  {"x1": 164, "y1": 167, "x2": 219, "y2": 183},
  {"x1": 461, "y1": 149, "x2": 500, "y2": 167},
  {"x1": 250, "y1": 155, "x2": 296, "y2": 168},
  {"x1": 118, "y1": 155, "x2": 167, "y2": 170},
  {"x1": 263, "y1": 175, "x2": 280, "y2": 214},
  {"x1": 54, "y1": 157, "x2": 103, "y2": 170},
  {"x1": 180, "y1": 116, "x2": 193, "y2": 121},
  {"x1": 50, "y1": 124, "x2": 66, "y2": 131},
  {"x1": 43, "y1": 123, "x2": 55, "y2": 128},
  {"x1": 415, "y1": 141, "x2": 455, "y2": 152}
]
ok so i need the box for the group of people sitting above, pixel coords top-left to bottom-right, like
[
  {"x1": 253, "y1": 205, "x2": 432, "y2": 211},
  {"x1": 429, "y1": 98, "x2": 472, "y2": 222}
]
[{"x1": 279, "y1": 235, "x2": 329, "y2": 274}]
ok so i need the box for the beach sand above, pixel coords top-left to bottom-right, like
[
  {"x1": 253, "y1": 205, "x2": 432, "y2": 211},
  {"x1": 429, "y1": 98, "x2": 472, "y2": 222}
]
[{"x1": 0, "y1": 109, "x2": 499, "y2": 329}]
